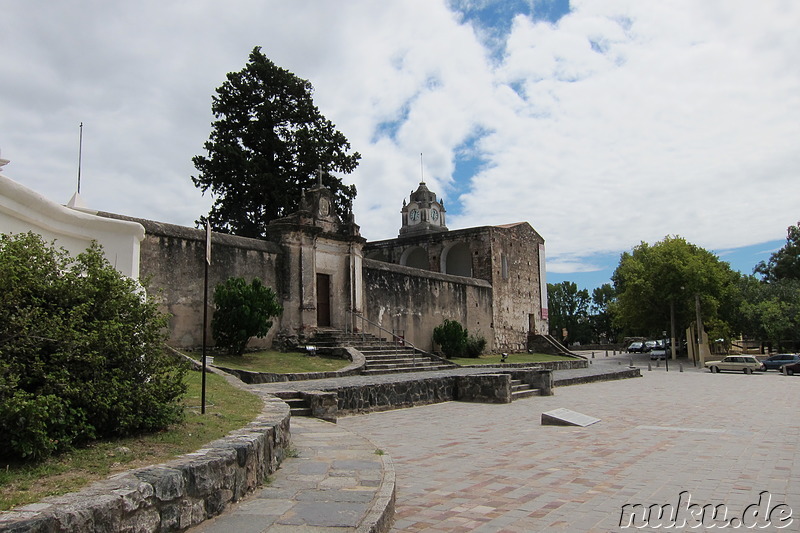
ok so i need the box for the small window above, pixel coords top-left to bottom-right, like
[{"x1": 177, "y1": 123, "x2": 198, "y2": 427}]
[{"x1": 501, "y1": 254, "x2": 509, "y2": 280}]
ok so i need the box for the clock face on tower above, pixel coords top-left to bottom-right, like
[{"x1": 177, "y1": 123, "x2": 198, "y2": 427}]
[
  {"x1": 409, "y1": 209, "x2": 420, "y2": 224},
  {"x1": 430, "y1": 209, "x2": 439, "y2": 222}
]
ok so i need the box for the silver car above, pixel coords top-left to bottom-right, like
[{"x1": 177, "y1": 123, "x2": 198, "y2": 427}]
[{"x1": 705, "y1": 355, "x2": 765, "y2": 374}]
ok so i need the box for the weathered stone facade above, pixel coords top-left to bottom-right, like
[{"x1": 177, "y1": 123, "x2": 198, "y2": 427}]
[
  {"x1": 364, "y1": 222, "x2": 548, "y2": 351},
  {"x1": 97, "y1": 181, "x2": 548, "y2": 353}
]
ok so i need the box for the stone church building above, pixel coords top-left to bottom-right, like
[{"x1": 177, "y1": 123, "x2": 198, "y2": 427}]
[{"x1": 1, "y1": 162, "x2": 550, "y2": 354}]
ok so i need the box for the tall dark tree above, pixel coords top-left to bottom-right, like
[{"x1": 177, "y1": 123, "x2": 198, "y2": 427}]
[
  {"x1": 755, "y1": 220, "x2": 800, "y2": 282},
  {"x1": 590, "y1": 283, "x2": 618, "y2": 343},
  {"x1": 192, "y1": 47, "x2": 361, "y2": 238},
  {"x1": 547, "y1": 281, "x2": 592, "y2": 345}
]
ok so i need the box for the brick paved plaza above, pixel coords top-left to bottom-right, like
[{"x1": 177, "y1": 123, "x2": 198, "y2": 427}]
[{"x1": 339, "y1": 364, "x2": 800, "y2": 532}]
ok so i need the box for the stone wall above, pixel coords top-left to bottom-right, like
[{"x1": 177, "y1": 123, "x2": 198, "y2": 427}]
[
  {"x1": 362, "y1": 258, "x2": 494, "y2": 352},
  {"x1": 100, "y1": 213, "x2": 283, "y2": 349},
  {"x1": 363, "y1": 223, "x2": 548, "y2": 352},
  {"x1": 488, "y1": 224, "x2": 548, "y2": 350},
  {"x1": 0, "y1": 382, "x2": 291, "y2": 532}
]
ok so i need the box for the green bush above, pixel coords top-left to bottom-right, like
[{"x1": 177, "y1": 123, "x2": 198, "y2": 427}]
[
  {"x1": 432, "y1": 319, "x2": 468, "y2": 358},
  {"x1": 0, "y1": 233, "x2": 187, "y2": 460},
  {"x1": 212, "y1": 277, "x2": 283, "y2": 355},
  {"x1": 465, "y1": 334, "x2": 487, "y2": 357}
]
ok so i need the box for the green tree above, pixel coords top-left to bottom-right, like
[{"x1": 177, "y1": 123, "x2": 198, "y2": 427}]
[
  {"x1": 547, "y1": 281, "x2": 591, "y2": 345},
  {"x1": 192, "y1": 46, "x2": 361, "y2": 238},
  {"x1": 212, "y1": 277, "x2": 283, "y2": 355},
  {"x1": 432, "y1": 319, "x2": 468, "y2": 358},
  {"x1": 590, "y1": 283, "x2": 619, "y2": 343},
  {"x1": 0, "y1": 233, "x2": 186, "y2": 460},
  {"x1": 610, "y1": 236, "x2": 739, "y2": 341},
  {"x1": 755, "y1": 220, "x2": 800, "y2": 282}
]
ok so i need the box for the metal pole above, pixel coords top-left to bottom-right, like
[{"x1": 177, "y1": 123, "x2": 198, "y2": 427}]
[
  {"x1": 201, "y1": 258, "x2": 208, "y2": 414},
  {"x1": 695, "y1": 293, "x2": 702, "y2": 367}
]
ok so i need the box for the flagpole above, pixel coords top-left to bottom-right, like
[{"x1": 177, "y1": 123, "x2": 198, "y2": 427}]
[
  {"x1": 201, "y1": 222, "x2": 211, "y2": 414},
  {"x1": 77, "y1": 122, "x2": 83, "y2": 194}
]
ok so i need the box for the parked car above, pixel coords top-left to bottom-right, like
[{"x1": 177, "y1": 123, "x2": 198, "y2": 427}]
[
  {"x1": 650, "y1": 348, "x2": 668, "y2": 360},
  {"x1": 705, "y1": 355, "x2": 765, "y2": 374},
  {"x1": 782, "y1": 361, "x2": 800, "y2": 375},
  {"x1": 762, "y1": 353, "x2": 800, "y2": 371},
  {"x1": 627, "y1": 341, "x2": 645, "y2": 353},
  {"x1": 643, "y1": 340, "x2": 658, "y2": 352}
]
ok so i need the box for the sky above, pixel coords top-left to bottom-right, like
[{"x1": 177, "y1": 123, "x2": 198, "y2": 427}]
[{"x1": 2, "y1": 0, "x2": 798, "y2": 291}]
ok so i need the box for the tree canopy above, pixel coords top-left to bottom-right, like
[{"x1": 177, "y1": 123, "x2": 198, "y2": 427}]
[
  {"x1": 192, "y1": 47, "x2": 361, "y2": 238},
  {"x1": 755, "y1": 220, "x2": 800, "y2": 282},
  {"x1": 610, "y1": 236, "x2": 739, "y2": 339},
  {"x1": 547, "y1": 281, "x2": 591, "y2": 345}
]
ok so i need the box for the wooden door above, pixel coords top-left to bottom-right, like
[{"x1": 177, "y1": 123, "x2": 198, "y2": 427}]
[{"x1": 316, "y1": 273, "x2": 331, "y2": 327}]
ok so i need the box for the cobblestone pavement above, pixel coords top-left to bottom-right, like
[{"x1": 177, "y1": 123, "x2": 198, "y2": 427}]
[{"x1": 339, "y1": 363, "x2": 800, "y2": 532}]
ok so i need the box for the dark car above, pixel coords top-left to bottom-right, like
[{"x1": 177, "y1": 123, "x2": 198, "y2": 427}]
[
  {"x1": 762, "y1": 353, "x2": 800, "y2": 371},
  {"x1": 627, "y1": 341, "x2": 645, "y2": 353},
  {"x1": 781, "y1": 360, "x2": 800, "y2": 375}
]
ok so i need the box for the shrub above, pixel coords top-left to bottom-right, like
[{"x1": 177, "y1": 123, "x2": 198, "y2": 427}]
[
  {"x1": 0, "y1": 233, "x2": 187, "y2": 460},
  {"x1": 465, "y1": 334, "x2": 487, "y2": 357},
  {"x1": 432, "y1": 319, "x2": 468, "y2": 358},
  {"x1": 212, "y1": 277, "x2": 283, "y2": 355}
]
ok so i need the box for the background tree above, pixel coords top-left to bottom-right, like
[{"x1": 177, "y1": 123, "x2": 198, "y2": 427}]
[
  {"x1": 590, "y1": 283, "x2": 618, "y2": 343},
  {"x1": 192, "y1": 47, "x2": 361, "y2": 238},
  {"x1": 610, "y1": 236, "x2": 739, "y2": 341},
  {"x1": 754, "y1": 221, "x2": 800, "y2": 282},
  {"x1": 547, "y1": 281, "x2": 591, "y2": 345},
  {"x1": 212, "y1": 277, "x2": 283, "y2": 355},
  {"x1": 739, "y1": 221, "x2": 800, "y2": 351}
]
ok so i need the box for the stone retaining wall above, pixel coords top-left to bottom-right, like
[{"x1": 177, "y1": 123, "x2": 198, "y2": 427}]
[
  {"x1": 461, "y1": 359, "x2": 587, "y2": 371},
  {"x1": 217, "y1": 347, "x2": 364, "y2": 384},
  {"x1": 0, "y1": 389, "x2": 291, "y2": 532},
  {"x1": 335, "y1": 369, "x2": 554, "y2": 415}
]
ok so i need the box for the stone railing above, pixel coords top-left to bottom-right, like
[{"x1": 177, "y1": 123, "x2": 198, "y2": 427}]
[{"x1": 0, "y1": 383, "x2": 291, "y2": 532}]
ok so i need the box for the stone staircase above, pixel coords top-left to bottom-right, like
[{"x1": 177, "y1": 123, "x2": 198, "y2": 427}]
[
  {"x1": 312, "y1": 330, "x2": 458, "y2": 375},
  {"x1": 510, "y1": 378, "x2": 539, "y2": 401},
  {"x1": 273, "y1": 391, "x2": 312, "y2": 417}
]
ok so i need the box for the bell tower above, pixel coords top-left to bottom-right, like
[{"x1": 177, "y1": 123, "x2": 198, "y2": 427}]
[{"x1": 399, "y1": 181, "x2": 448, "y2": 237}]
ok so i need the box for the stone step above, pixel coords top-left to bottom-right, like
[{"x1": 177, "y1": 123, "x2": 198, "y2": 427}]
[
  {"x1": 361, "y1": 365, "x2": 456, "y2": 375},
  {"x1": 366, "y1": 362, "x2": 441, "y2": 370},
  {"x1": 358, "y1": 348, "x2": 417, "y2": 355},
  {"x1": 364, "y1": 356, "x2": 430, "y2": 364},
  {"x1": 512, "y1": 388, "x2": 540, "y2": 400},
  {"x1": 273, "y1": 392, "x2": 313, "y2": 417}
]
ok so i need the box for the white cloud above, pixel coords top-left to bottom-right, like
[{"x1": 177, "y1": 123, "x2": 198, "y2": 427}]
[{"x1": 1, "y1": 0, "x2": 798, "y2": 275}]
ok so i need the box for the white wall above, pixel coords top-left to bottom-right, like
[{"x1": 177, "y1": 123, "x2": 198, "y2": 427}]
[{"x1": 0, "y1": 168, "x2": 144, "y2": 279}]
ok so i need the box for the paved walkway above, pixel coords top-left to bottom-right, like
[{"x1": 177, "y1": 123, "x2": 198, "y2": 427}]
[
  {"x1": 340, "y1": 362, "x2": 800, "y2": 532},
  {"x1": 189, "y1": 416, "x2": 394, "y2": 532}
]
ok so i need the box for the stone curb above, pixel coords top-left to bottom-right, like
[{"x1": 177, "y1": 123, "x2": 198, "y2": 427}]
[
  {"x1": 553, "y1": 367, "x2": 641, "y2": 387},
  {"x1": 355, "y1": 440, "x2": 396, "y2": 533},
  {"x1": 215, "y1": 346, "x2": 366, "y2": 384},
  {"x1": 0, "y1": 367, "x2": 291, "y2": 533}
]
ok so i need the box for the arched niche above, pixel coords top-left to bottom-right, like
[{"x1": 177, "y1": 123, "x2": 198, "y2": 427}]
[
  {"x1": 442, "y1": 241, "x2": 472, "y2": 277},
  {"x1": 400, "y1": 246, "x2": 429, "y2": 270}
]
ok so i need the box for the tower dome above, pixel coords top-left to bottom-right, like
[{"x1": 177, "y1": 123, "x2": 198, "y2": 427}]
[{"x1": 399, "y1": 181, "x2": 448, "y2": 237}]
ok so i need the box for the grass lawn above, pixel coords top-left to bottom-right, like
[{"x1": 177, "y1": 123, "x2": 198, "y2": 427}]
[
  {"x1": 449, "y1": 352, "x2": 579, "y2": 366},
  {"x1": 0, "y1": 370, "x2": 263, "y2": 511},
  {"x1": 200, "y1": 349, "x2": 351, "y2": 374}
]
